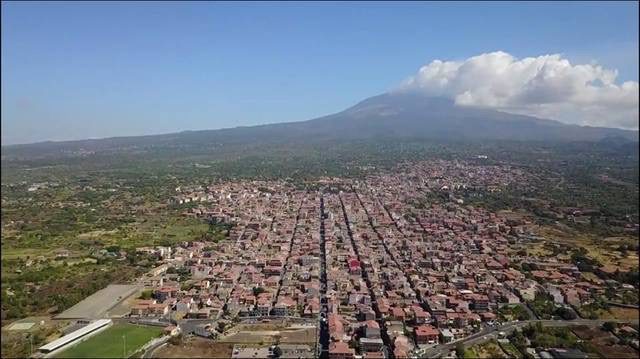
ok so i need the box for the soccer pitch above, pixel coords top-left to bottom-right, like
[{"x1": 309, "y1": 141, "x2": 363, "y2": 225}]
[{"x1": 55, "y1": 323, "x2": 163, "y2": 358}]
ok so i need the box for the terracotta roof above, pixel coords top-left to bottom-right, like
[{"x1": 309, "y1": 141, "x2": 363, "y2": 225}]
[{"x1": 415, "y1": 325, "x2": 440, "y2": 336}]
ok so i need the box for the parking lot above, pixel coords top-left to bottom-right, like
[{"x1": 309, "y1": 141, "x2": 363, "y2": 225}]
[{"x1": 55, "y1": 284, "x2": 141, "y2": 319}]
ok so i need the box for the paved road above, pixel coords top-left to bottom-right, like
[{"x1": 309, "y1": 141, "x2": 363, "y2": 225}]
[
  {"x1": 141, "y1": 337, "x2": 170, "y2": 359},
  {"x1": 421, "y1": 318, "x2": 640, "y2": 358},
  {"x1": 318, "y1": 196, "x2": 330, "y2": 359}
]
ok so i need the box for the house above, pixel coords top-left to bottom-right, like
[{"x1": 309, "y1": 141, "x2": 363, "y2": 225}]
[
  {"x1": 155, "y1": 286, "x2": 179, "y2": 301},
  {"x1": 149, "y1": 303, "x2": 169, "y2": 316},
  {"x1": 364, "y1": 320, "x2": 381, "y2": 339},
  {"x1": 149, "y1": 264, "x2": 169, "y2": 277},
  {"x1": 163, "y1": 325, "x2": 180, "y2": 336},
  {"x1": 390, "y1": 307, "x2": 406, "y2": 322},
  {"x1": 329, "y1": 314, "x2": 346, "y2": 342},
  {"x1": 359, "y1": 307, "x2": 376, "y2": 321},
  {"x1": 176, "y1": 298, "x2": 193, "y2": 313},
  {"x1": 329, "y1": 341, "x2": 355, "y2": 359},
  {"x1": 130, "y1": 299, "x2": 158, "y2": 316},
  {"x1": 273, "y1": 297, "x2": 296, "y2": 316},
  {"x1": 359, "y1": 337, "x2": 384, "y2": 352},
  {"x1": 393, "y1": 335, "x2": 411, "y2": 358},
  {"x1": 348, "y1": 258, "x2": 362, "y2": 275},
  {"x1": 440, "y1": 329, "x2": 454, "y2": 343},
  {"x1": 130, "y1": 305, "x2": 149, "y2": 316},
  {"x1": 194, "y1": 323, "x2": 213, "y2": 338},
  {"x1": 188, "y1": 308, "x2": 211, "y2": 319},
  {"x1": 412, "y1": 306, "x2": 430, "y2": 324},
  {"x1": 472, "y1": 295, "x2": 489, "y2": 311},
  {"x1": 548, "y1": 348, "x2": 588, "y2": 359},
  {"x1": 415, "y1": 325, "x2": 440, "y2": 345},
  {"x1": 256, "y1": 301, "x2": 271, "y2": 316}
]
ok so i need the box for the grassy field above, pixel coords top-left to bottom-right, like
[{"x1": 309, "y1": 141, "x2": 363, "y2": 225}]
[
  {"x1": 55, "y1": 324, "x2": 163, "y2": 358},
  {"x1": 498, "y1": 341, "x2": 522, "y2": 358},
  {"x1": 536, "y1": 226, "x2": 638, "y2": 271},
  {"x1": 597, "y1": 307, "x2": 640, "y2": 320},
  {"x1": 465, "y1": 340, "x2": 509, "y2": 358}
]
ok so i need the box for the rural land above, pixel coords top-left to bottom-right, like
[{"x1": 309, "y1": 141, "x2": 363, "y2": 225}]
[
  {"x1": 3, "y1": 1, "x2": 639, "y2": 357},
  {"x1": 1, "y1": 119, "x2": 639, "y2": 358}
]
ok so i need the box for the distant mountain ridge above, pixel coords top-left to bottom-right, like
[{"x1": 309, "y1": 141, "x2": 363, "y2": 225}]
[{"x1": 2, "y1": 92, "x2": 638, "y2": 158}]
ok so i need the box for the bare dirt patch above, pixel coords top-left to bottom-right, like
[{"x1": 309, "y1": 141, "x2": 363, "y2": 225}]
[
  {"x1": 153, "y1": 337, "x2": 233, "y2": 358},
  {"x1": 571, "y1": 325, "x2": 638, "y2": 359},
  {"x1": 219, "y1": 323, "x2": 316, "y2": 345}
]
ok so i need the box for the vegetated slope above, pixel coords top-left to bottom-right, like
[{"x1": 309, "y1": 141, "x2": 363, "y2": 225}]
[{"x1": 2, "y1": 91, "x2": 637, "y2": 161}]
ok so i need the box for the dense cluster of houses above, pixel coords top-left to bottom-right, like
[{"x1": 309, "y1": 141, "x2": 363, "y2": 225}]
[{"x1": 127, "y1": 160, "x2": 630, "y2": 356}]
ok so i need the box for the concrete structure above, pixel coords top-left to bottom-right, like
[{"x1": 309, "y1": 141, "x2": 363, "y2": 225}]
[
  {"x1": 55, "y1": 284, "x2": 140, "y2": 319},
  {"x1": 38, "y1": 319, "x2": 112, "y2": 356}
]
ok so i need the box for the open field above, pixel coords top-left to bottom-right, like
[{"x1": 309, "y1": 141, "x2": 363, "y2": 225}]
[
  {"x1": 498, "y1": 341, "x2": 522, "y2": 358},
  {"x1": 0, "y1": 248, "x2": 61, "y2": 260},
  {"x1": 1, "y1": 316, "x2": 66, "y2": 358},
  {"x1": 152, "y1": 337, "x2": 233, "y2": 358},
  {"x1": 55, "y1": 324, "x2": 163, "y2": 358},
  {"x1": 571, "y1": 325, "x2": 638, "y2": 359},
  {"x1": 466, "y1": 340, "x2": 508, "y2": 358},
  {"x1": 536, "y1": 226, "x2": 639, "y2": 270},
  {"x1": 597, "y1": 307, "x2": 640, "y2": 320},
  {"x1": 219, "y1": 324, "x2": 316, "y2": 345}
]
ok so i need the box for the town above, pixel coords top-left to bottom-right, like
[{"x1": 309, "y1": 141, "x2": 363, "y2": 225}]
[{"x1": 13, "y1": 159, "x2": 637, "y2": 358}]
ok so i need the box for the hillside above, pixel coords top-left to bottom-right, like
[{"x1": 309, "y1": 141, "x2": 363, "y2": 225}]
[{"x1": 2, "y1": 92, "x2": 637, "y2": 161}]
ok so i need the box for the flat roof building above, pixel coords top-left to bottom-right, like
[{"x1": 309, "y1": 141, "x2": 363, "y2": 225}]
[{"x1": 38, "y1": 319, "x2": 112, "y2": 355}]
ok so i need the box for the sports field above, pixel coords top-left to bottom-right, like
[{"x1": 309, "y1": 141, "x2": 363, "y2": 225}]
[{"x1": 55, "y1": 324, "x2": 163, "y2": 358}]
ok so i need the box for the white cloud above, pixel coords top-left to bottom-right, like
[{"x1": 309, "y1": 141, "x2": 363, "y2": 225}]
[{"x1": 398, "y1": 51, "x2": 639, "y2": 129}]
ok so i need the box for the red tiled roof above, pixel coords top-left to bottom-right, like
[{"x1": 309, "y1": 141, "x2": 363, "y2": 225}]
[
  {"x1": 329, "y1": 341, "x2": 353, "y2": 354},
  {"x1": 415, "y1": 325, "x2": 440, "y2": 336}
]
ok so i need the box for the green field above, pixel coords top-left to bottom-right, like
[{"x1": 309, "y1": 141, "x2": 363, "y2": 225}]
[
  {"x1": 499, "y1": 341, "x2": 523, "y2": 358},
  {"x1": 56, "y1": 324, "x2": 163, "y2": 358}
]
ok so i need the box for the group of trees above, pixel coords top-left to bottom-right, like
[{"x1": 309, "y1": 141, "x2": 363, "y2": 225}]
[
  {"x1": 497, "y1": 304, "x2": 531, "y2": 321},
  {"x1": 528, "y1": 293, "x2": 557, "y2": 319},
  {"x1": 520, "y1": 323, "x2": 578, "y2": 350}
]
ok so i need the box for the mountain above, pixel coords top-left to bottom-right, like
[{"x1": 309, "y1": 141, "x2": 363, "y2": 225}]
[
  {"x1": 277, "y1": 92, "x2": 638, "y2": 142},
  {"x1": 2, "y1": 91, "x2": 637, "y2": 159}
]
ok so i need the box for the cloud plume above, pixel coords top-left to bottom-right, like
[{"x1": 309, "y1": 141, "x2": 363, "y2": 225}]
[{"x1": 399, "y1": 51, "x2": 639, "y2": 129}]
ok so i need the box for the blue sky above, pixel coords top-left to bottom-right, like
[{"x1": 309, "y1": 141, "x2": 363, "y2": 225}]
[{"x1": 2, "y1": 1, "x2": 638, "y2": 145}]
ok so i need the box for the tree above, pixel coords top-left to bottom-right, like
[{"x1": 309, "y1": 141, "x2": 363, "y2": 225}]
[
  {"x1": 217, "y1": 321, "x2": 226, "y2": 332},
  {"x1": 168, "y1": 334, "x2": 183, "y2": 346},
  {"x1": 602, "y1": 322, "x2": 616, "y2": 332},
  {"x1": 455, "y1": 343, "x2": 465, "y2": 358},
  {"x1": 554, "y1": 307, "x2": 577, "y2": 320},
  {"x1": 106, "y1": 245, "x2": 120, "y2": 253},
  {"x1": 139, "y1": 290, "x2": 153, "y2": 300},
  {"x1": 517, "y1": 310, "x2": 530, "y2": 321}
]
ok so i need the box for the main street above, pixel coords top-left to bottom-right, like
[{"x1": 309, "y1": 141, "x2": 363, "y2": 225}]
[{"x1": 318, "y1": 195, "x2": 330, "y2": 359}]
